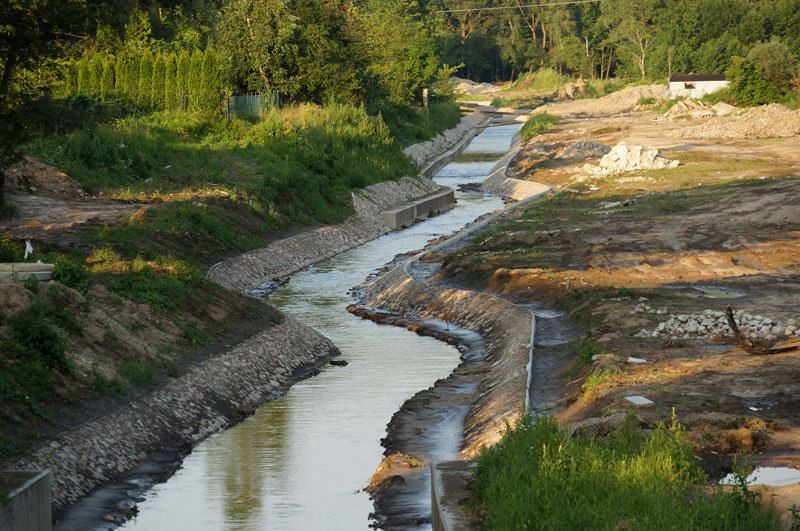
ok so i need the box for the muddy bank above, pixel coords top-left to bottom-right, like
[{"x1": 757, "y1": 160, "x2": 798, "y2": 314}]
[
  {"x1": 209, "y1": 113, "x2": 490, "y2": 295},
  {"x1": 351, "y1": 310, "x2": 485, "y2": 529}
]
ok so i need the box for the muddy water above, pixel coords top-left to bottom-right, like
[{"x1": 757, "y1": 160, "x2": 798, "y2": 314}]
[{"x1": 117, "y1": 124, "x2": 518, "y2": 531}]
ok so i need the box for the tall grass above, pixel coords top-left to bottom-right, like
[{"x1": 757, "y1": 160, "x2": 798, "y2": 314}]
[
  {"x1": 474, "y1": 414, "x2": 781, "y2": 530},
  {"x1": 365, "y1": 101, "x2": 460, "y2": 147},
  {"x1": 519, "y1": 112, "x2": 560, "y2": 140},
  {"x1": 509, "y1": 68, "x2": 569, "y2": 92}
]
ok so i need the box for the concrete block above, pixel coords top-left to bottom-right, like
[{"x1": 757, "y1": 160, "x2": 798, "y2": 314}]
[{"x1": 0, "y1": 470, "x2": 51, "y2": 531}]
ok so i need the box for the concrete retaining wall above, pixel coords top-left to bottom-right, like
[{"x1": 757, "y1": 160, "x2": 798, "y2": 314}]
[
  {"x1": 381, "y1": 188, "x2": 455, "y2": 229},
  {"x1": 0, "y1": 470, "x2": 51, "y2": 531}
]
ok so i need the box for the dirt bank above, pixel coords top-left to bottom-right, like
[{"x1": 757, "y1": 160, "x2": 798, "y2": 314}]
[{"x1": 437, "y1": 102, "x2": 800, "y2": 523}]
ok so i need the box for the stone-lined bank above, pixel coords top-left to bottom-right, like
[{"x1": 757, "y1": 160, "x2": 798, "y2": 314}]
[
  {"x1": 209, "y1": 113, "x2": 490, "y2": 295},
  {"x1": 4, "y1": 113, "x2": 491, "y2": 517},
  {"x1": 7, "y1": 316, "x2": 337, "y2": 509}
]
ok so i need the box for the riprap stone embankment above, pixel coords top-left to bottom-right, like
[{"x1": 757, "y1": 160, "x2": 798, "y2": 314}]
[
  {"x1": 209, "y1": 113, "x2": 489, "y2": 295},
  {"x1": 7, "y1": 316, "x2": 336, "y2": 509}
]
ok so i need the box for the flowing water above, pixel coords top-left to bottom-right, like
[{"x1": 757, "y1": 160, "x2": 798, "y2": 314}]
[{"x1": 118, "y1": 123, "x2": 520, "y2": 531}]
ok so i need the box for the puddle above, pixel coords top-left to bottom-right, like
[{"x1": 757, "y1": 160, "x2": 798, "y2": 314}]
[
  {"x1": 663, "y1": 284, "x2": 747, "y2": 299},
  {"x1": 721, "y1": 467, "x2": 800, "y2": 487}
]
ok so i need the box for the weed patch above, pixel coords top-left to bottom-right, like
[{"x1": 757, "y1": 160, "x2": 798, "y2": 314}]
[
  {"x1": 474, "y1": 414, "x2": 782, "y2": 530},
  {"x1": 519, "y1": 112, "x2": 560, "y2": 141}
]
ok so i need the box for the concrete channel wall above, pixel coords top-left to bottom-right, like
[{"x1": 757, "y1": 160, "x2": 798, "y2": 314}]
[{"x1": 0, "y1": 470, "x2": 51, "y2": 531}]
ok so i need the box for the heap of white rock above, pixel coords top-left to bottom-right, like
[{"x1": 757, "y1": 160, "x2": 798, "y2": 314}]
[
  {"x1": 578, "y1": 141, "x2": 679, "y2": 178},
  {"x1": 631, "y1": 302, "x2": 799, "y2": 341}
]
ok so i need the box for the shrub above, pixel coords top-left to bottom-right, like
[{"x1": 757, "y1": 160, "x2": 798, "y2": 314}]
[
  {"x1": 199, "y1": 47, "x2": 221, "y2": 112},
  {"x1": 107, "y1": 266, "x2": 192, "y2": 311},
  {"x1": 165, "y1": 53, "x2": 178, "y2": 110},
  {"x1": 575, "y1": 339, "x2": 606, "y2": 365},
  {"x1": 176, "y1": 50, "x2": 191, "y2": 111},
  {"x1": 6, "y1": 300, "x2": 73, "y2": 375},
  {"x1": 100, "y1": 58, "x2": 115, "y2": 101},
  {"x1": 519, "y1": 112, "x2": 560, "y2": 140},
  {"x1": 747, "y1": 37, "x2": 798, "y2": 91},
  {"x1": 727, "y1": 56, "x2": 784, "y2": 106},
  {"x1": 53, "y1": 259, "x2": 92, "y2": 294}
]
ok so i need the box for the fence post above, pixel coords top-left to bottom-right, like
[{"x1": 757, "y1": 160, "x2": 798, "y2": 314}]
[
  {"x1": 423, "y1": 88, "x2": 429, "y2": 112},
  {"x1": 226, "y1": 91, "x2": 230, "y2": 121}
]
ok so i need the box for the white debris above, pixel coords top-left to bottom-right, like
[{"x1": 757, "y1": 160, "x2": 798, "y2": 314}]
[
  {"x1": 576, "y1": 141, "x2": 679, "y2": 178},
  {"x1": 627, "y1": 357, "x2": 647, "y2": 364},
  {"x1": 625, "y1": 396, "x2": 654, "y2": 406}
]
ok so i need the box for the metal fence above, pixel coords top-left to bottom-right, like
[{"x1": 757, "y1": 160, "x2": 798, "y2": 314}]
[{"x1": 226, "y1": 92, "x2": 281, "y2": 119}]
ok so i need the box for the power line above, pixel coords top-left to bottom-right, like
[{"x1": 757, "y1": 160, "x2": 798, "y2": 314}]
[{"x1": 433, "y1": 0, "x2": 601, "y2": 14}]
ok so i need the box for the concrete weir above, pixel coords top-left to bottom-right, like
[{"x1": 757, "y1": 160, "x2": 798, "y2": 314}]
[{"x1": 380, "y1": 188, "x2": 455, "y2": 228}]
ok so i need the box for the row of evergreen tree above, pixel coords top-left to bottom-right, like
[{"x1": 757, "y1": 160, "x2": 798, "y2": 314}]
[{"x1": 64, "y1": 47, "x2": 222, "y2": 112}]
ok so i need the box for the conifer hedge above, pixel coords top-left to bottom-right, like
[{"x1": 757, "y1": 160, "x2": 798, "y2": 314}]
[{"x1": 65, "y1": 47, "x2": 224, "y2": 112}]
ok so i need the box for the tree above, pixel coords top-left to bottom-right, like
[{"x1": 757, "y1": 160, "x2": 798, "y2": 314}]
[
  {"x1": 90, "y1": 55, "x2": 104, "y2": 96},
  {"x1": 601, "y1": 0, "x2": 658, "y2": 79},
  {"x1": 137, "y1": 48, "x2": 154, "y2": 107},
  {"x1": 114, "y1": 55, "x2": 127, "y2": 97},
  {"x1": 100, "y1": 57, "x2": 115, "y2": 100},
  {"x1": 125, "y1": 55, "x2": 139, "y2": 102},
  {"x1": 77, "y1": 58, "x2": 91, "y2": 94},
  {"x1": 199, "y1": 47, "x2": 221, "y2": 111},
  {"x1": 151, "y1": 53, "x2": 166, "y2": 110},
  {"x1": 362, "y1": 0, "x2": 439, "y2": 104},
  {"x1": 216, "y1": 0, "x2": 299, "y2": 97},
  {"x1": 188, "y1": 48, "x2": 203, "y2": 111},
  {"x1": 727, "y1": 56, "x2": 783, "y2": 106},
  {"x1": 65, "y1": 58, "x2": 79, "y2": 95},
  {"x1": 176, "y1": 50, "x2": 191, "y2": 110},
  {"x1": 747, "y1": 37, "x2": 798, "y2": 91},
  {"x1": 165, "y1": 53, "x2": 178, "y2": 110}
]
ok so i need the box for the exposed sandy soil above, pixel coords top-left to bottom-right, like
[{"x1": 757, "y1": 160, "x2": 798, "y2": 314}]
[{"x1": 438, "y1": 106, "x2": 800, "y2": 524}]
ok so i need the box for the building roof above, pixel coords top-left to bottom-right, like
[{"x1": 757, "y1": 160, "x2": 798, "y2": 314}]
[{"x1": 669, "y1": 74, "x2": 727, "y2": 82}]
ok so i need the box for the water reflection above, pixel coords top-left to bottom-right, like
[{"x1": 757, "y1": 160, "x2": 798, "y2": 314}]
[{"x1": 120, "y1": 123, "x2": 520, "y2": 531}]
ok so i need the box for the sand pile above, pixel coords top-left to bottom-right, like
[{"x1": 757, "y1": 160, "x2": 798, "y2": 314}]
[
  {"x1": 537, "y1": 84, "x2": 665, "y2": 115},
  {"x1": 671, "y1": 103, "x2": 800, "y2": 139}
]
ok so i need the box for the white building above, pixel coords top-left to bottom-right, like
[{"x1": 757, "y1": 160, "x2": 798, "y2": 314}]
[{"x1": 667, "y1": 74, "x2": 728, "y2": 99}]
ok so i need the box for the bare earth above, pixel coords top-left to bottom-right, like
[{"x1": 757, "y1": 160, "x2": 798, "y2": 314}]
[{"x1": 442, "y1": 99, "x2": 800, "y2": 524}]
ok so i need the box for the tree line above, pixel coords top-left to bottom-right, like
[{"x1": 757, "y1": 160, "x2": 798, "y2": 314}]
[
  {"x1": 433, "y1": 0, "x2": 800, "y2": 85},
  {"x1": 65, "y1": 48, "x2": 221, "y2": 112}
]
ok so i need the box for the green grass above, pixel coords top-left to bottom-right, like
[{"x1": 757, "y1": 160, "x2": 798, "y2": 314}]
[
  {"x1": 519, "y1": 112, "x2": 560, "y2": 141},
  {"x1": 636, "y1": 97, "x2": 656, "y2": 106},
  {"x1": 119, "y1": 361, "x2": 156, "y2": 387},
  {"x1": 507, "y1": 68, "x2": 568, "y2": 93},
  {"x1": 474, "y1": 414, "x2": 782, "y2": 530},
  {"x1": 366, "y1": 101, "x2": 461, "y2": 147},
  {"x1": 575, "y1": 339, "x2": 607, "y2": 365},
  {"x1": 582, "y1": 368, "x2": 620, "y2": 395}
]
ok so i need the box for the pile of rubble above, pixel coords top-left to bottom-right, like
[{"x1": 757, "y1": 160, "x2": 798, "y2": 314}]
[
  {"x1": 658, "y1": 99, "x2": 737, "y2": 119},
  {"x1": 555, "y1": 141, "x2": 610, "y2": 160},
  {"x1": 577, "y1": 141, "x2": 679, "y2": 178},
  {"x1": 449, "y1": 77, "x2": 496, "y2": 94},
  {"x1": 671, "y1": 103, "x2": 800, "y2": 139},
  {"x1": 632, "y1": 303, "x2": 800, "y2": 341}
]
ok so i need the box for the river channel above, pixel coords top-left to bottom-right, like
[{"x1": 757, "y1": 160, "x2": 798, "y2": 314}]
[{"x1": 119, "y1": 123, "x2": 520, "y2": 530}]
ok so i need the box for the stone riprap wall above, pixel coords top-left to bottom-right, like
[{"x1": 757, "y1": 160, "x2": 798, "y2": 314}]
[
  {"x1": 481, "y1": 129, "x2": 550, "y2": 201},
  {"x1": 210, "y1": 114, "x2": 490, "y2": 295},
  {"x1": 5, "y1": 316, "x2": 336, "y2": 508},
  {"x1": 404, "y1": 114, "x2": 488, "y2": 169},
  {"x1": 361, "y1": 267, "x2": 531, "y2": 458}
]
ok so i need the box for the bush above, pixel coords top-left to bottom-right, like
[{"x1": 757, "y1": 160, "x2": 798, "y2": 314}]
[
  {"x1": 519, "y1": 112, "x2": 560, "y2": 140},
  {"x1": 727, "y1": 57, "x2": 784, "y2": 106},
  {"x1": 7, "y1": 300, "x2": 73, "y2": 375},
  {"x1": 119, "y1": 361, "x2": 156, "y2": 387},
  {"x1": 53, "y1": 259, "x2": 91, "y2": 294},
  {"x1": 107, "y1": 266, "x2": 193, "y2": 311}
]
